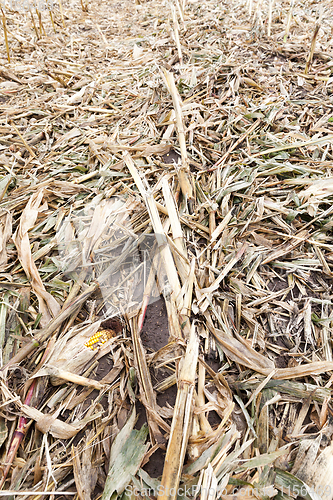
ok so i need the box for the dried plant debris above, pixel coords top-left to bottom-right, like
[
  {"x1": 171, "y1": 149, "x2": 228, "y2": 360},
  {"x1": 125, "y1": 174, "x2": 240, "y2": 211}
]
[{"x1": 1, "y1": 0, "x2": 333, "y2": 498}]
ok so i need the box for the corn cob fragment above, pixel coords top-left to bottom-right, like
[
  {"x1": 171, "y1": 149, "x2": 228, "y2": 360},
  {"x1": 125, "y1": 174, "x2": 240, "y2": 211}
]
[{"x1": 84, "y1": 329, "x2": 115, "y2": 350}]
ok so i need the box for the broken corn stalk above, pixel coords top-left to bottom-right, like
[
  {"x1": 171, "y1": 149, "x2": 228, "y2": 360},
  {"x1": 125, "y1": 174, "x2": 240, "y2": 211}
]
[
  {"x1": 158, "y1": 323, "x2": 199, "y2": 500},
  {"x1": 160, "y1": 69, "x2": 193, "y2": 204}
]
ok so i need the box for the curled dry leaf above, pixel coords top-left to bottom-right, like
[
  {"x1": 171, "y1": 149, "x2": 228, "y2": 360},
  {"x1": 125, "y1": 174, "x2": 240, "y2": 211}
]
[{"x1": 12, "y1": 190, "x2": 60, "y2": 327}]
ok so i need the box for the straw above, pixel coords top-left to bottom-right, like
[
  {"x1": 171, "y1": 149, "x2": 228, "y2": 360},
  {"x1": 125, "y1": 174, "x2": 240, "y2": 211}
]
[{"x1": 1, "y1": 0, "x2": 333, "y2": 496}]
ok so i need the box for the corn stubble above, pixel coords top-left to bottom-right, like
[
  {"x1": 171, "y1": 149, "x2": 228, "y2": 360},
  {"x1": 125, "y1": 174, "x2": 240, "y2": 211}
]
[{"x1": 1, "y1": 0, "x2": 333, "y2": 497}]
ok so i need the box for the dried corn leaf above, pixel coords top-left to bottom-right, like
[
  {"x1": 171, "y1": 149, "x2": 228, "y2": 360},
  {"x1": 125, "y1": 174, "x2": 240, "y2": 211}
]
[
  {"x1": 101, "y1": 409, "x2": 148, "y2": 500},
  {"x1": 12, "y1": 190, "x2": 60, "y2": 327}
]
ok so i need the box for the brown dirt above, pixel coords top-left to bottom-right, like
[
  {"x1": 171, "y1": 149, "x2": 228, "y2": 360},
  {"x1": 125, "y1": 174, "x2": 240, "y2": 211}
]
[
  {"x1": 139, "y1": 297, "x2": 176, "y2": 478},
  {"x1": 140, "y1": 297, "x2": 170, "y2": 352},
  {"x1": 161, "y1": 149, "x2": 181, "y2": 165}
]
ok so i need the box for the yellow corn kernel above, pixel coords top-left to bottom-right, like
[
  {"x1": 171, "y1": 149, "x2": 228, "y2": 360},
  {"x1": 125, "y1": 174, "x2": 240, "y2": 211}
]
[{"x1": 84, "y1": 329, "x2": 114, "y2": 350}]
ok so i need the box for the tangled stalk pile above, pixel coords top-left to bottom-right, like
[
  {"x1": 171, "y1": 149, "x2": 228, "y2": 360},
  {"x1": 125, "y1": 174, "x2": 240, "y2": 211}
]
[{"x1": 1, "y1": 0, "x2": 333, "y2": 497}]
